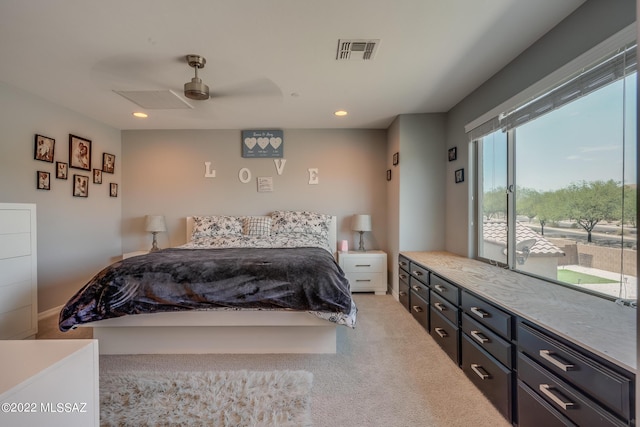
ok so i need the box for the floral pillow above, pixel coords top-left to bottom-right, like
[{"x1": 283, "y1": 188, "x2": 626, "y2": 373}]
[
  {"x1": 243, "y1": 216, "x2": 272, "y2": 236},
  {"x1": 270, "y1": 210, "x2": 331, "y2": 237},
  {"x1": 191, "y1": 215, "x2": 243, "y2": 240}
]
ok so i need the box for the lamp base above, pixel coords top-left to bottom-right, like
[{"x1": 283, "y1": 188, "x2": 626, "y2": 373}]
[
  {"x1": 358, "y1": 231, "x2": 366, "y2": 251},
  {"x1": 150, "y1": 232, "x2": 160, "y2": 252}
]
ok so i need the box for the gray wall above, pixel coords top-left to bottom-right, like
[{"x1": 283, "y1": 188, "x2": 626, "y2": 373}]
[
  {"x1": 444, "y1": 0, "x2": 637, "y2": 257},
  {"x1": 0, "y1": 82, "x2": 122, "y2": 313},
  {"x1": 387, "y1": 113, "x2": 446, "y2": 296},
  {"x1": 121, "y1": 129, "x2": 388, "y2": 254}
]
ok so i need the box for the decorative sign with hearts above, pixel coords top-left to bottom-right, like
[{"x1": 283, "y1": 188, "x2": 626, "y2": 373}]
[{"x1": 242, "y1": 130, "x2": 284, "y2": 158}]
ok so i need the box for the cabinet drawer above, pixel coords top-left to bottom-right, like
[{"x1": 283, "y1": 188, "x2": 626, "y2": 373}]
[
  {"x1": 430, "y1": 291, "x2": 458, "y2": 327},
  {"x1": 409, "y1": 277, "x2": 429, "y2": 301},
  {"x1": 409, "y1": 263, "x2": 429, "y2": 285},
  {"x1": 430, "y1": 308, "x2": 459, "y2": 365},
  {"x1": 341, "y1": 255, "x2": 385, "y2": 272},
  {"x1": 410, "y1": 292, "x2": 429, "y2": 332},
  {"x1": 461, "y1": 291, "x2": 511, "y2": 339},
  {"x1": 346, "y1": 272, "x2": 384, "y2": 292},
  {"x1": 398, "y1": 279, "x2": 410, "y2": 312},
  {"x1": 398, "y1": 255, "x2": 410, "y2": 272},
  {"x1": 517, "y1": 380, "x2": 576, "y2": 427},
  {"x1": 430, "y1": 274, "x2": 459, "y2": 305},
  {"x1": 398, "y1": 268, "x2": 410, "y2": 284},
  {"x1": 518, "y1": 322, "x2": 632, "y2": 420},
  {"x1": 461, "y1": 335, "x2": 512, "y2": 422},
  {"x1": 462, "y1": 313, "x2": 512, "y2": 369},
  {"x1": 518, "y1": 353, "x2": 627, "y2": 427}
]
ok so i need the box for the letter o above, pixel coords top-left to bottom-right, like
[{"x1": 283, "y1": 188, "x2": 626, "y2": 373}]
[{"x1": 238, "y1": 167, "x2": 251, "y2": 183}]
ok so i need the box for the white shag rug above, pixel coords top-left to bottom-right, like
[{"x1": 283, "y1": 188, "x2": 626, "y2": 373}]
[{"x1": 100, "y1": 370, "x2": 313, "y2": 427}]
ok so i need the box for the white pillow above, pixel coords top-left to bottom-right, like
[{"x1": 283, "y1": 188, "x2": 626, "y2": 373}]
[{"x1": 191, "y1": 216, "x2": 243, "y2": 239}]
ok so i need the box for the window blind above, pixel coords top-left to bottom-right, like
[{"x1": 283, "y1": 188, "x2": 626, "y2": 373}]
[
  {"x1": 500, "y1": 44, "x2": 636, "y2": 131},
  {"x1": 465, "y1": 24, "x2": 636, "y2": 141}
]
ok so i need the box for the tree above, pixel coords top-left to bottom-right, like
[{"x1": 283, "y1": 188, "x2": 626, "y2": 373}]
[
  {"x1": 483, "y1": 187, "x2": 506, "y2": 220},
  {"x1": 565, "y1": 180, "x2": 621, "y2": 243}
]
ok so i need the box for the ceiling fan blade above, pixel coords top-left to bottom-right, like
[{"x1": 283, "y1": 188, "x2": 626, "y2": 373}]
[{"x1": 210, "y1": 78, "x2": 282, "y2": 99}]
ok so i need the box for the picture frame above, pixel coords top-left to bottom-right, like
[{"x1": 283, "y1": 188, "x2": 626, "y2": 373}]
[
  {"x1": 257, "y1": 176, "x2": 274, "y2": 192},
  {"x1": 110, "y1": 183, "x2": 118, "y2": 197},
  {"x1": 69, "y1": 134, "x2": 91, "y2": 171},
  {"x1": 36, "y1": 171, "x2": 50, "y2": 190},
  {"x1": 34, "y1": 134, "x2": 55, "y2": 163},
  {"x1": 56, "y1": 162, "x2": 68, "y2": 180},
  {"x1": 386, "y1": 169, "x2": 392, "y2": 181},
  {"x1": 448, "y1": 147, "x2": 457, "y2": 162},
  {"x1": 102, "y1": 152, "x2": 115, "y2": 174},
  {"x1": 455, "y1": 168, "x2": 465, "y2": 183},
  {"x1": 393, "y1": 152, "x2": 399, "y2": 166},
  {"x1": 73, "y1": 174, "x2": 89, "y2": 197},
  {"x1": 93, "y1": 168, "x2": 102, "y2": 184}
]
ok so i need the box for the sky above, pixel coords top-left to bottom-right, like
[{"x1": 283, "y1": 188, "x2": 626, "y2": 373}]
[{"x1": 483, "y1": 74, "x2": 637, "y2": 193}]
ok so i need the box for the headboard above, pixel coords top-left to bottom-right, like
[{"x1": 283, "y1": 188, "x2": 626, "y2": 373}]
[{"x1": 185, "y1": 215, "x2": 338, "y2": 254}]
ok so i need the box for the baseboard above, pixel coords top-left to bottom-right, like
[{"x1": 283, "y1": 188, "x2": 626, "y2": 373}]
[{"x1": 39, "y1": 305, "x2": 64, "y2": 321}]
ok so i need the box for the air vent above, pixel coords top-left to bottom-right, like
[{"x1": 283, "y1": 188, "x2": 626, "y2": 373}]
[
  {"x1": 114, "y1": 90, "x2": 193, "y2": 109},
  {"x1": 336, "y1": 39, "x2": 379, "y2": 61}
]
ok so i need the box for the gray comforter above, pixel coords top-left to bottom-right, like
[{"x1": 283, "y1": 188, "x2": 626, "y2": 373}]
[{"x1": 59, "y1": 247, "x2": 352, "y2": 331}]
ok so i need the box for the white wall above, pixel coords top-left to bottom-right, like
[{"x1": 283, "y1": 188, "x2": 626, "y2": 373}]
[
  {"x1": 0, "y1": 82, "x2": 122, "y2": 313},
  {"x1": 120, "y1": 128, "x2": 388, "y2": 253}
]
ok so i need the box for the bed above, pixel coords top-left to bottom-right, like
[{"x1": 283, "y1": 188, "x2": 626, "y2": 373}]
[{"x1": 59, "y1": 211, "x2": 356, "y2": 355}]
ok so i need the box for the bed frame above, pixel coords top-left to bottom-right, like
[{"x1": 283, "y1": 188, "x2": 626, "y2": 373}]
[{"x1": 84, "y1": 215, "x2": 340, "y2": 355}]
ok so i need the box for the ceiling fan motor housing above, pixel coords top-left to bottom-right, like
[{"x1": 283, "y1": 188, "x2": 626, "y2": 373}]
[{"x1": 184, "y1": 55, "x2": 209, "y2": 100}]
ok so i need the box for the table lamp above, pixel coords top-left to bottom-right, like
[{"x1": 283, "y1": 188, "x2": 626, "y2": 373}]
[
  {"x1": 352, "y1": 214, "x2": 371, "y2": 251},
  {"x1": 145, "y1": 215, "x2": 166, "y2": 252}
]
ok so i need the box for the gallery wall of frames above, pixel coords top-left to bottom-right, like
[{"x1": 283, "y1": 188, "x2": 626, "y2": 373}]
[{"x1": 34, "y1": 133, "x2": 118, "y2": 198}]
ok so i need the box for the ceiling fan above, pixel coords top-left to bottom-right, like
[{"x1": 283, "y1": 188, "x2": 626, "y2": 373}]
[{"x1": 184, "y1": 54, "x2": 210, "y2": 100}]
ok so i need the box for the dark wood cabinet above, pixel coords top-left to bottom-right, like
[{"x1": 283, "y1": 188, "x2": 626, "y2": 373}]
[
  {"x1": 397, "y1": 253, "x2": 635, "y2": 427},
  {"x1": 518, "y1": 322, "x2": 633, "y2": 425}
]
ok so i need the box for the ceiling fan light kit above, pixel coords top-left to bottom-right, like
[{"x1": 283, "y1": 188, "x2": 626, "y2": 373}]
[{"x1": 184, "y1": 54, "x2": 210, "y2": 100}]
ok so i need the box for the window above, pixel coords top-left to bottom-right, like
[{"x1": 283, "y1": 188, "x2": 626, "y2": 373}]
[{"x1": 473, "y1": 39, "x2": 636, "y2": 303}]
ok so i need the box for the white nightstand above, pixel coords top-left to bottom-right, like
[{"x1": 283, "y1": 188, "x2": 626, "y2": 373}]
[
  {"x1": 338, "y1": 250, "x2": 387, "y2": 295},
  {"x1": 122, "y1": 250, "x2": 149, "y2": 259}
]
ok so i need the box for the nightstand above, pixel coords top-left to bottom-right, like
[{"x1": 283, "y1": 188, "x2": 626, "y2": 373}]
[
  {"x1": 122, "y1": 250, "x2": 149, "y2": 259},
  {"x1": 338, "y1": 250, "x2": 387, "y2": 295}
]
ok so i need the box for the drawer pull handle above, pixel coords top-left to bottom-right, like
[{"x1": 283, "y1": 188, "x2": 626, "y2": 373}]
[
  {"x1": 399, "y1": 274, "x2": 408, "y2": 280},
  {"x1": 434, "y1": 302, "x2": 446, "y2": 312},
  {"x1": 470, "y1": 330, "x2": 489, "y2": 344},
  {"x1": 539, "y1": 384, "x2": 574, "y2": 410},
  {"x1": 434, "y1": 284, "x2": 446, "y2": 292},
  {"x1": 470, "y1": 364, "x2": 490, "y2": 380},
  {"x1": 412, "y1": 270, "x2": 423, "y2": 277},
  {"x1": 399, "y1": 261, "x2": 408, "y2": 267},
  {"x1": 399, "y1": 291, "x2": 407, "y2": 297},
  {"x1": 355, "y1": 264, "x2": 371, "y2": 267},
  {"x1": 470, "y1": 306, "x2": 488, "y2": 318},
  {"x1": 412, "y1": 305, "x2": 423, "y2": 313},
  {"x1": 356, "y1": 279, "x2": 372, "y2": 282},
  {"x1": 412, "y1": 285, "x2": 422, "y2": 291},
  {"x1": 539, "y1": 350, "x2": 574, "y2": 371},
  {"x1": 434, "y1": 327, "x2": 447, "y2": 338}
]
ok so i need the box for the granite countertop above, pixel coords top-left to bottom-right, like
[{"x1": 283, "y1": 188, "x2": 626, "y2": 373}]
[{"x1": 402, "y1": 251, "x2": 637, "y2": 374}]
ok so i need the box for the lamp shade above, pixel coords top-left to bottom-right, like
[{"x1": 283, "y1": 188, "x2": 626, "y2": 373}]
[
  {"x1": 145, "y1": 215, "x2": 166, "y2": 233},
  {"x1": 351, "y1": 214, "x2": 372, "y2": 232}
]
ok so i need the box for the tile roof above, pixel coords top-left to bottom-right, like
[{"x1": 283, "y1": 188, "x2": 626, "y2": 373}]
[{"x1": 483, "y1": 221, "x2": 565, "y2": 257}]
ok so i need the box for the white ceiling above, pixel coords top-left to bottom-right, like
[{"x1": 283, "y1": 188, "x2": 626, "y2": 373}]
[{"x1": 0, "y1": 0, "x2": 585, "y2": 130}]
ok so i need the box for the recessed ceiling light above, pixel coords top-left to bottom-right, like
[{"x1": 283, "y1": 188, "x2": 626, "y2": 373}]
[
  {"x1": 133, "y1": 112, "x2": 148, "y2": 118},
  {"x1": 334, "y1": 110, "x2": 348, "y2": 117}
]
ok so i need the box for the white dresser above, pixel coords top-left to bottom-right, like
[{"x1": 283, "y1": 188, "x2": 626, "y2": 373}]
[
  {"x1": 338, "y1": 250, "x2": 387, "y2": 295},
  {"x1": 0, "y1": 203, "x2": 37, "y2": 339},
  {"x1": 0, "y1": 339, "x2": 99, "y2": 427}
]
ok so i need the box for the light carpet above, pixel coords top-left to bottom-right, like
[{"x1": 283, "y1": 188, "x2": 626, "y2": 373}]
[{"x1": 100, "y1": 370, "x2": 313, "y2": 427}]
